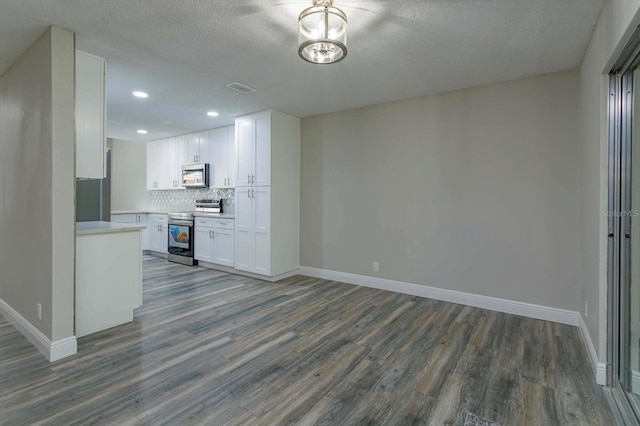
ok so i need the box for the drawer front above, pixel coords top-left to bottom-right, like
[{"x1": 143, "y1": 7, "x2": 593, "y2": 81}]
[
  {"x1": 195, "y1": 217, "x2": 235, "y2": 230},
  {"x1": 111, "y1": 214, "x2": 136, "y2": 224},
  {"x1": 195, "y1": 217, "x2": 215, "y2": 228},
  {"x1": 148, "y1": 214, "x2": 168, "y2": 223},
  {"x1": 212, "y1": 219, "x2": 235, "y2": 230}
]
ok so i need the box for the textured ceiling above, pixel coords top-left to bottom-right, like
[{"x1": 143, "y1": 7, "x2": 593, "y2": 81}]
[{"x1": 0, "y1": 0, "x2": 604, "y2": 142}]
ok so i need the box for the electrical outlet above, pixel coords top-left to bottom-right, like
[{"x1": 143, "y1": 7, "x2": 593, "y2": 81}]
[
  {"x1": 373, "y1": 261, "x2": 379, "y2": 272},
  {"x1": 37, "y1": 303, "x2": 42, "y2": 321},
  {"x1": 584, "y1": 301, "x2": 588, "y2": 318}
]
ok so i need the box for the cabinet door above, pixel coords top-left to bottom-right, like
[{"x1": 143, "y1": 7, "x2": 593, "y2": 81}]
[
  {"x1": 235, "y1": 187, "x2": 254, "y2": 271},
  {"x1": 236, "y1": 118, "x2": 255, "y2": 187},
  {"x1": 253, "y1": 187, "x2": 271, "y2": 275},
  {"x1": 170, "y1": 136, "x2": 187, "y2": 189},
  {"x1": 197, "y1": 131, "x2": 211, "y2": 164},
  {"x1": 186, "y1": 133, "x2": 200, "y2": 164},
  {"x1": 153, "y1": 140, "x2": 171, "y2": 190},
  {"x1": 75, "y1": 50, "x2": 105, "y2": 179},
  {"x1": 136, "y1": 214, "x2": 149, "y2": 251},
  {"x1": 212, "y1": 228, "x2": 234, "y2": 267},
  {"x1": 194, "y1": 227, "x2": 213, "y2": 262},
  {"x1": 150, "y1": 222, "x2": 168, "y2": 254},
  {"x1": 208, "y1": 128, "x2": 229, "y2": 188},
  {"x1": 146, "y1": 141, "x2": 159, "y2": 190},
  {"x1": 226, "y1": 125, "x2": 236, "y2": 187},
  {"x1": 254, "y1": 114, "x2": 271, "y2": 186}
]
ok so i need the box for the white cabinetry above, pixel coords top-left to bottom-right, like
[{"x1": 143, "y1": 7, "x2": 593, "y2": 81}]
[
  {"x1": 235, "y1": 187, "x2": 271, "y2": 274},
  {"x1": 208, "y1": 125, "x2": 236, "y2": 188},
  {"x1": 194, "y1": 217, "x2": 235, "y2": 267},
  {"x1": 147, "y1": 138, "x2": 186, "y2": 190},
  {"x1": 234, "y1": 110, "x2": 299, "y2": 278},
  {"x1": 146, "y1": 126, "x2": 236, "y2": 191},
  {"x1": 111, "y1": 213, "x2": 150, "y2": 251},
  {"x1": 146, "y1": 140, "x2": 168, "y2": 190},
  {"x1": 236, "y1": 114, "x2": 271, "y2": 187},
  {"x1": 168, "y1": 136, "x2": 187, "y2": 189},
  {"x1": 148, "y1": 214, "x2": 168, "y2": 254},
  {"x1": 75, "y1": 50, "x2": 106, "y2": 179},
  {"x1": 186, "y1": 131, "x2": 209, "y2": 164}
]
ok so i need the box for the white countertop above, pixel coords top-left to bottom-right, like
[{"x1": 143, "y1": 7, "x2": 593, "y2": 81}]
[
  {"x1": 76, "y1": 221, "x2": 146, "y2": 236},
  {"x1": 111, "y1": 211, "x2": 235, "y2": 219}
]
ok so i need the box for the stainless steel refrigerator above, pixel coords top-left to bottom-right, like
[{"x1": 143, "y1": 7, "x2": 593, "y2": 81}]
[{"x1": 76, "y1": 149, "x2": 111, "y2": 222}]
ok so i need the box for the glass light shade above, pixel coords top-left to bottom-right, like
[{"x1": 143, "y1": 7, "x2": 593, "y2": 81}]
[{"x1": 298, "y1": 1, "x2": 347, "y2": 64}]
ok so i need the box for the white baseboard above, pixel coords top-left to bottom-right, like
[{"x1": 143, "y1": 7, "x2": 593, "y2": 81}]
[
  {"x1": 199, "y1": 261, "x2": 299, "y2": 283},
  {"x1": 0, "y1": 298, "x2": 77, "y2": 362},
  {"x1": 577, "y1": 313, "x2": 607, "y2": 386},
  {"x1": 299, "y1": 266, "x2": 580, "y2": 326}
]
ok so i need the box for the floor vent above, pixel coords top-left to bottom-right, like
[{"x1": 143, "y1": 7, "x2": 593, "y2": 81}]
[{"x1": 225, "y1": 82, "x2": 257, "y2": 94}]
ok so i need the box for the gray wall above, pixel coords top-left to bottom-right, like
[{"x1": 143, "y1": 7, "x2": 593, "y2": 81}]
[
  {"x1": 0, "y1": 26, "x2": 75, "y2": 341},
  {"x1": 110, "y1": 138, "x2": 152, "y2": 211},
  {"x1": 579, "y1": 0, "x2": 640, "y2": 360},
  {"x1": 300, "y1": 70, "x2": 580, "y2": 311}
]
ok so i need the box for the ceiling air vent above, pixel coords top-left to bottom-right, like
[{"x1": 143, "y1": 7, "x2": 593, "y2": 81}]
[{"x1": 225, "y1": 82, "x2": 257, "y2": 94}]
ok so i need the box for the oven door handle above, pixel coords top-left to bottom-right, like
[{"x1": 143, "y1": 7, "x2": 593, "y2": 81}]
[{"x1": 168, "y1": 220, "x2": 193, "y2": 226}]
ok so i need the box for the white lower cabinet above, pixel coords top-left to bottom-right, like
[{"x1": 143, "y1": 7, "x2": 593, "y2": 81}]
[
  {"x1": 148, "y1": 214, "x2": 168, "y2": 254},
  {"x1": 235, "y1": 187, "x2": 271, "y2": 275},
  {"x1": 111, "y1": 213, "x2": 149, "y2": 251},
  {"x1": 194, "y1": 217, "x2": 235, "y2": 267}
]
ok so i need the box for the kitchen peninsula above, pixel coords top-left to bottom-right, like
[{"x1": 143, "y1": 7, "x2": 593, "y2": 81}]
[{"x1": 75, "y1": 221, "x2": 145, "y2": 337}]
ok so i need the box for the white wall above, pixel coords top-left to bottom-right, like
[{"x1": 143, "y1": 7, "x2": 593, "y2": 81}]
[
  {"x1": 579, "y1": 0, "x2": 640, "y2": 362},
  {"x1": 110, "y1": 138, "x2": 152, "y2": 211},
  {"x1": 301, "y1": 70, "x2": 580, "y2": 311},
  {"x1": 0, "y1": 26, "x2": 75, "y2": 342}
]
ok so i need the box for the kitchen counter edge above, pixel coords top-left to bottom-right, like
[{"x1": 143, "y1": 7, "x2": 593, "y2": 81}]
[{"x1": 77, "y1": 221, "x2": 146, "y2": 236}]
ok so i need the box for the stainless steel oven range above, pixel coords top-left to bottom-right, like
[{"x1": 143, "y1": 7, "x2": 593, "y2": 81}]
[{"x1": 167, "y1": 211, "x2": 197, "y2": 266}]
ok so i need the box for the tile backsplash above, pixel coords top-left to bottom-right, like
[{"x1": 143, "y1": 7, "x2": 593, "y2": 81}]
[{"x1": 150, "y1": 188, "x2": 235, "y2": 213}]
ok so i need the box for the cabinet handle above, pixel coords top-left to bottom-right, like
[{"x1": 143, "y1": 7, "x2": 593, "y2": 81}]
[
  {"x1": 252, "y1": 174, "x2": 255, "y2": 184},
  {"x1": 248, "y1": 174, "x2": 250, "y2": 184},
  {"x1": 212, "y1": 231, "x2": 215, "y2": 239},
  {"x1": 247, "y1": 189, "x2": 250, "y2": 199},
  {"x1": 252, "y1": 189, "x2": 255, "y2": 198}
]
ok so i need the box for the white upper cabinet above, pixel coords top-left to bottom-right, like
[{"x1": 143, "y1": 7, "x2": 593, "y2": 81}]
[
  {"x1": 209, "y1": 127, "x2": 228, "y2": 188},
  {"x1": 208, "y1": 125, "x2": 236, "y2": 188},
  {"x1": 168, "y1": 136, "x2": 187, "y2": 189},
  {"x1": 186, "y1": 131, "x2": 209, "y2": 164},
  {"x1": 236, "y1": 112, "x2": 271, "y2": 187},
  {"x1": 146, "y1": 126, "x2": 236, "y2": 191},
  {"x1": 75, "y1": 50, "x2": 106, "y2": 179},
  {"x1": 146, "y1": 140, "x2": 167, "y2": 190},
  {"x1": 236, "y1": 118, "x2": 256, "y2": 187}
]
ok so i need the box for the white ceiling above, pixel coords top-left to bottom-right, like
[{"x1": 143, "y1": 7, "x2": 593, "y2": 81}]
[{"x1": 0, "y1": 0, "x2": 604, "y2": 142}]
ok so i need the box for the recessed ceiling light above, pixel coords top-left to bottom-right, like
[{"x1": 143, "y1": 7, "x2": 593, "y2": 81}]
[
  {"x1": 133, "y1": 91, "x2": 148, "y2": 98},
  {"x1": 137, "y1": 129, "x2": 148, "y2": 134},
  {"x1": 207, "y1": 111, "x2": 219, "y2": 117}
]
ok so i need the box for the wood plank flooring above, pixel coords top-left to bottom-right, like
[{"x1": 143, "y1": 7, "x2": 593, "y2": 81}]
[{"x1": 0, "y1": 258, "x2": 616, "y2": 425}]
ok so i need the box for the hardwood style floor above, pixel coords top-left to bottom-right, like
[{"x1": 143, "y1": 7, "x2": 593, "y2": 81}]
[{"x1": 0, "y1": 259, "x2": 615, "y2": 425}]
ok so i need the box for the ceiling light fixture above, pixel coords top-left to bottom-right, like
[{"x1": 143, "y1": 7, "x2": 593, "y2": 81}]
[
  {"x1": 133, "y1": 91, "x2": 148, "y2": 98},
  {"x1": 207, "y1": 111, "x2": 219, "y2": 117},
  {"x1": 298, "y1": 0, "x2": 347, "y2": 65},
  {"x1": 137, "y1": 129, "x2": 148, "y2": 134}
]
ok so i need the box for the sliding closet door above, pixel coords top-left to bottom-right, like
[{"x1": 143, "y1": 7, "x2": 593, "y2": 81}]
[{"x1": 620, "y1": 65, "x2": 640, "y2": 415}]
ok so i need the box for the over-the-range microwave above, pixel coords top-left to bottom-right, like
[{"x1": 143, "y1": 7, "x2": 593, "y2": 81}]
[{"x1": 181, "y1": 163, "x2": 210, "y2": 188}]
